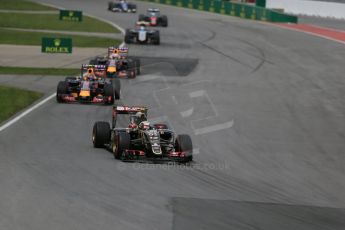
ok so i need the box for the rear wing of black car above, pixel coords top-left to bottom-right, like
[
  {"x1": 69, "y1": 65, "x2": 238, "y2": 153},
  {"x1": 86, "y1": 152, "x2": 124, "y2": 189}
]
[
  {"x1": 113, "y1": 106, "x2": 147, "y2": 115},
  {"x1": 111, "y1": 106, "x2": 148, "y2": 128}
]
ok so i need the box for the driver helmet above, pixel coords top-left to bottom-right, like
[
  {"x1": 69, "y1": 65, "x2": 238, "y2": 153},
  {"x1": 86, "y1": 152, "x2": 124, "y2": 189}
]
[
  {"x1": 136, "y1": 111, "x2": 145, "y2": 118},
  {"x1": 83, "y1": 68, "x2": 94, "y2": 79},
  {"x1": 83, "y1": 74, "x2": 89, "y2": 81},
  {"x1": 110, "y1": 53, "x2": 119, "y2": 59},
  {"x1": 139, "y1": 121, "x2": 150, "y2": 130}
]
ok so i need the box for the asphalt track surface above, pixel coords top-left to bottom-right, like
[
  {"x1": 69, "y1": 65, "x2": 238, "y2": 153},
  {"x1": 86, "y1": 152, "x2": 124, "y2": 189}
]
[{"x1": 1, "y1": 1, "x2": 345, "y2": 229}]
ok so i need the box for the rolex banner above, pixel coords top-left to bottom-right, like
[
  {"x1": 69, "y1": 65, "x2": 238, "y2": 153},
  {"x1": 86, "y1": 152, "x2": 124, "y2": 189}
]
[
  {"x1": 41, "y1": 37, "x2": 72, "y2": 53},
  {"x1": 59, "y1": 10, "x2": 83, "y2": 22}
]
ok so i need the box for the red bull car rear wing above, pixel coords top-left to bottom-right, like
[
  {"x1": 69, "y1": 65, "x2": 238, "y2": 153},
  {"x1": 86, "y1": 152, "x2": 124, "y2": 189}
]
[
  {"x1": 81, "y1": 64, "x2": 107, "y2": 77},
  {"x1": 108, "y1": 47, "x2": 129, "y2": 58}
]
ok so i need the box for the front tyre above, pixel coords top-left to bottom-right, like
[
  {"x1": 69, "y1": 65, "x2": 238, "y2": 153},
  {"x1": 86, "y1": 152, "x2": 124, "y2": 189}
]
[
  {"x1": 56, "y1": 81, "x2": 68, "y2": 103},
  {"x1": 175, "y1": 134, "x2": 193, "y2": 162},
  {"x1": 93, "y1": 121, "x2": 111, "y2": 148},
  {"x1": 113, "y1": 131, "x2": 131, "y2": 159}
]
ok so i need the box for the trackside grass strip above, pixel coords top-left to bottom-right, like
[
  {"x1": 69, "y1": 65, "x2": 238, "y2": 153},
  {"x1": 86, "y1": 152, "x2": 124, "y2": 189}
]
[
  {"x1": 0, "y1": 85, "x2": 43, "y2": 123},
  {"x1": 0, "y1": 66, "x2": 80, "y2": 75},
  {"x1": 0, "y1": 29, "x2": 121, "y2": 47},
  {"x1": 0, "y1": 0, "x2": 56, "y2": 11},
  {"x1": 0, "y1": 13, "x2": 119, "y2": 33}
]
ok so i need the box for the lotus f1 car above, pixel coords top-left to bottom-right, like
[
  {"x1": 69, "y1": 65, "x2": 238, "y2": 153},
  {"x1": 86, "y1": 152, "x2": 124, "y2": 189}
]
[
  {"x1": 56, "y1": 64, "x2": 121, "y2": 104},
  {"x1": 92, "y1": 106, "x2": 193, "y2": 163},
  {"x1": 125, "y1": 26, "x2": 160, "y2": 45},
  {"x1": 108, "y1": 0, "x2": 137, "y2": 13},
  {"x1": 138, "y1": 8, "x2": 168, "y2": 27},
  {"x1": 89, "y1": 47, "x2": 141, "y2": 78}
]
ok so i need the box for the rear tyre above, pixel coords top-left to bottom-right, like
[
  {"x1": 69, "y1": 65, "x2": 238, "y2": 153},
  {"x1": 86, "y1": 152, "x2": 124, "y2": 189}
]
[
  {"x1": 93, "y1": 121, "x2": 111, "y2": 148},
  {"x1": 139, "y1": 14, "x2": 145, "y2": 21},
  {"x1": 127, "y1": 60, "x2": 137, "y2": 79},
  {"x1": 129, "y1": 4, "x2": 137, "y2": 13},
  {"x1": 108, "y1": 2, "x2": 114, "y2": 10},
  {"x1": 113, "y1": 78, "x2": 121, "y2": 100},
  {"x1": 175, "y1": 134, "x2": 193, "y2": 162},
  {"x1": 125, "y1": 29, "x2": 132, "y2": 44},
  {"x1": 153, "y1": 31, "x2": 160, "y2": 45},
  {"x1": 56, "y1": 81, "x2": 68, "y2": 103},
  {"x1": 113, "y1": 131, "x2": 131, "y2": 159},
  {"x1": 134, "y1": 58, "x2": 141, "y2": 75},
  {"x1": 104, "y1": 84, "x2": 114, "y2": 105},
  {"x1": 161, "y1": 15, "x2": 168, "y2": 27}
]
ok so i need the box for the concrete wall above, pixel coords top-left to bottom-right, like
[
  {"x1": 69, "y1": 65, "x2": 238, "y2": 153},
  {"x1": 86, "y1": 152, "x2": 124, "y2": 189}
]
[{"x1": 267, "y1": 0, "x2": 345, "y2": 19}]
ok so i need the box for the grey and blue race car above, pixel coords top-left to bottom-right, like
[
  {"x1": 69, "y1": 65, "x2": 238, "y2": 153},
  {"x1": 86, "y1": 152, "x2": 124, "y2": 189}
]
[
  {"x1": 89, "y1": 47, "x2": 141, "y2": 78},
  {"x1": 125, "y1": 26, "x2": 160, "y2": 45},
  {"x1": 108, "y1": 0, "x2": 136, "y2": 13}
]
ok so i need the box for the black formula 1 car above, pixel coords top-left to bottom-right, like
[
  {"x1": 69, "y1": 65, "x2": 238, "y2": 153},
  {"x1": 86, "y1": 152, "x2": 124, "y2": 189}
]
[
  {"x1": 125, "y1": 26, "x2": 160, "y2": 45},
  {"x1": 92, "y1": 106, "x2": 193, "y2": 163},
  {"x1": 138, "y1": 8, "x2": 168, "y2": 27},
  {"x1": 56, "y1": 64, "x2": 121, "y2": 104},
  {"x1": 89, "y1": 47, "x2": 140, "y2": 78},
  {"x1": 108, "y1": 0, "x2": 136, "y2": 13}
]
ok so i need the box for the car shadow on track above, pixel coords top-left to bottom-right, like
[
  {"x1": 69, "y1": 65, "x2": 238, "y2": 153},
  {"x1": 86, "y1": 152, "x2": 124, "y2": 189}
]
[{"x1": 136, "y1": 56, "x2": 199, "y2": 76}]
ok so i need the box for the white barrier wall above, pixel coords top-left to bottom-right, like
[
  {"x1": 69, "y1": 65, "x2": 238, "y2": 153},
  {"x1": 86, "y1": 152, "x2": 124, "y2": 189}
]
[{"x1": 266, "y1": 0, "x2": 345, "y2": 19}]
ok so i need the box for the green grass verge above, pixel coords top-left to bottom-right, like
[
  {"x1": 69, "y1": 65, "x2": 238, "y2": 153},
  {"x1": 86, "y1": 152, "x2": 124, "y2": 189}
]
[
  {"x1": 0, "y1": 85, "x2": 43, "y2": 123},
  {"x1": 0, "y1": 28, "x2": 121, "y2": 47},
  {"x1": 0, "y1": 0, "x2": 56, "y2": 11},
  {"x1": 0, "y1": 13, "x2": 119, "y2": 33},
  {"x1": 0, "y1": 66, "x2": 80, "y2": 75}
]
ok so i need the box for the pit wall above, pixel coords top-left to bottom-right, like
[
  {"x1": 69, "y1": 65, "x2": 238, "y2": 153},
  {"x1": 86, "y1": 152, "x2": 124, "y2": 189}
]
[{"x1": 139, "y1": 0, "x2": 298, "y2": 23}]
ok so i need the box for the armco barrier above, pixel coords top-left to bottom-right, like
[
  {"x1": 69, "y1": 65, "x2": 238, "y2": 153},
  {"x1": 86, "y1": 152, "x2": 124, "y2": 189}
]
[{"x1": 140, "y1": 0, "x2": 298, "y2": 23}]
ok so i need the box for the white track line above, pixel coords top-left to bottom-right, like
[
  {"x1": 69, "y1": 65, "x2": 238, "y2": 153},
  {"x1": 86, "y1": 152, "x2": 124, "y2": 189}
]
[
  {"x1": 0, "y1": 93, "x2": 56, "y2": 132},
  {"x1": 0, "y1": 3, "x2": 125, "y2": 132}
]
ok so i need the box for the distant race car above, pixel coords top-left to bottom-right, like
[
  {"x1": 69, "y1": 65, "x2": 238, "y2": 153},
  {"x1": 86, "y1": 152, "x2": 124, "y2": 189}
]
[
  {"x1": 92, "y1": 106, "x2": 193, "y2": 163},
  {"x1": 56, "y1": 64, "x2": 121, "y2": 104},
  {"x1": 125, "y1": 26, "x2": 160, "y2": 45},
  {"x1": 89, "y1": 47, "x2": 141, "y2": 78},
  {"x1": 138, "y1": 8, "x2": 168, "y2": 27},
  {"x1": 108, "y1": 0, "x2": 137, "y2": 13}
]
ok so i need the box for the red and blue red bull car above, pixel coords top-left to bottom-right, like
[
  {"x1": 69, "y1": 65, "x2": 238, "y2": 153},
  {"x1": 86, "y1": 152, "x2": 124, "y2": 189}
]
[
  {"x1": 89, "y1": 47, "x2": 141, "y2": 78},
  {"x1": 56, "y1": 64, "x2": 120, "y2": 104}
]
